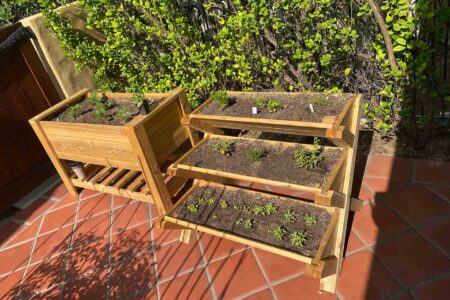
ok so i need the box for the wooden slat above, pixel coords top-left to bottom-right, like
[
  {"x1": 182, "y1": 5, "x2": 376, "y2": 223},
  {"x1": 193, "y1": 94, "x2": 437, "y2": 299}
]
[
  {"x1": 127, "y1": 174, "x2": 145, "y2": 191},
  {"x1": 113, "y1": 170, "x2": 139, "y2": 188}
]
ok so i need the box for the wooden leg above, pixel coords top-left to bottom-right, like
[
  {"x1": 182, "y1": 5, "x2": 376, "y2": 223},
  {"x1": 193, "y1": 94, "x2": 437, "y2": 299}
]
[{"x1": 180, "y1": 229, "x2": 192, "y2": 244}]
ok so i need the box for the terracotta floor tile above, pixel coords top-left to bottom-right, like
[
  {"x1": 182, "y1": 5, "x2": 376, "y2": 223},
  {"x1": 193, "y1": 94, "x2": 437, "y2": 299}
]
[
  {"x1": 31, "y1": 226, "x2": 73, "y2": 264},
  {"x1": 351, "y1": 202, "x2": 409, "y2": 245},
  {"x1": 112, "y1": 202, "x2": 149, "y2": 234},
  {"x1": 243, "y1": 288, "x2": 273, "y2": 300},
  {"x1": 111, "y1": 195, "x2": 133, "y2": 209},
  {"x1": 132, "y1": 287, "x2": 158, "y2": 300},
  {"x1": 72, "y1": 212, "x2": 111, "y2": 244},
  {"x1": 338, "y1": 250, "x2": 401, "y2": 300},
  {"x1": 51, "y1": 194, "x2": 78, "y2": 211},
  {"x1": 355, "y1": 184, "x2": 374, "y2": 202},
  {"x1": 150, "y1": 204, "x2": 160, "y2": 220},
  {"x1": 158, "y1": 268, "x2": 212, "y2": 300},
  {"x1": 109, "y1": 252, "x2": 155, "y2": 299},
  {"x1": 413, "y1": 160, "x2": 450, "y2": 185},
  {"x1": 44, "y1": 183, "x2": 69, "y2": 200},
  {"x1": 365, "y1": 155, "x2": 412, "y2": 180},
  {"x1": 362, "y1": 177, "x2": 410, "y2": 199},
  {"x1": 3, "y1": 218, "x2": 41, "y2": 248},
  {"x1": 76, "y1": 194, "x2": 110, "y2": 221},
  {"x1": 110, "y1": 223, "x2": 151, "y2": 264},
  {"x1": 0, "y1": 270, "x2": 24, "y2": 299},
  {"x1": 419, "y1": 216, "x2": 450, "y2": 256},
  {"x1": 207, "y1": 249, "x2": 267, "y2": 299},
  {"x1": 39, "y1": 204, "x2": 76, "y2": 235},
  {"x1": 376, "y1": 231, "x2": 450, "y2": 287},
  {"x1": 199, "y1": 233, "x2": 246, "y2": 262},
  {"x1": 79, "y1": 188, "x2": 102, "y2": 200},
  {"x1": 273, "y1": 275, "x2": 337, "y2": 300},
  {"x1": 152, "y1": 225, "x2": 182, "y2": 246},
  {"x1": 14, "y1": 198, "x2": 55, "y2": 224},
  {"x1": 413, "y1": 274, "x2": 450, "y2": 300},
  {"x1": 21, "y1": 258, "x2": 66, "y2": 294},
  {"x1": 383, "y1": 184, "x2": 450, "y2": 225},
  {"x1": 427, "y1": 185, "x2": 450, "y2": 202},
  {"x1": 0, "y1": 221, "x2": 22, "y2": 249},
  {"x1": 253, "y1": 248, "x2": 305, "y2": 283},
  {"x1": 0, "y1": 241, "x2": 33, "y2": 275},
  {"x1": 155, "y1": 241, "x2": 204, "y2": 281},
  {"x1": 66, "y1": 237, "x2": 110, "y2": 278},
  {"x1": 62, "y1": 268, "x2": 108, "y2": 300},
  {"x1": 31, "y1": 286, "x2": 61, "y2": 299},
  {"x1": 346, "y1": 232, "x2": 365, "y2": 253}
]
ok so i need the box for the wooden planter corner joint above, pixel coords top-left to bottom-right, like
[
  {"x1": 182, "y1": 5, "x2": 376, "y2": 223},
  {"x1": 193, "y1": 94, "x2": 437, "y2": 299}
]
[{"x1": 29, "y1": 87, "x2": 199, "y2": 215}]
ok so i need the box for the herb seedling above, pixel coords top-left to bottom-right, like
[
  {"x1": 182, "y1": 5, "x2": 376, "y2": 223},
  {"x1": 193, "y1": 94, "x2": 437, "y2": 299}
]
[
  {"x1": 131, "y1": 92, "x2": 146, "y2": 108},
  {"x1": 309, "y1": 95, "x2": 327, "y2": 107},
  {"x1": 235, "y1": 218, "x2": 244, "y2": 225},
  {"x1": 66, "y1": 103, "x2": 81, "y2": 120},
  {"x1": 242, "y1": 206, "x2": 252, "y2": 213},
  {"x1": 304, "y1": 214, "x2": 317, "y2": 226},
  {"x1": 86, "y1": 90, "x2": 101, "y2": 104},
  {"x1": 253, "y1": 205, "x2": 266, "y2": 216},
  {"x1": 271, "y1": 226, "x2": 287, "y2": 241},
  {"x1": 290, "y1": 231, "x2": 308, "y2": 246},
  {"x1": 211, "y1": 140, "x2": 232, "y2": 156},
  {"x1": 244, "y1": 218, "x2": 255, "y2": 229},
  {"x1": 211, "y1": 90, "x2": 230, "y2": 108},
  {"x1": 255, "y1": 96, "x2": 268, "y2": 108},
  {"x1": 248, "y1": 147, "x2": 265, "y2": 162},
  {"x1": 198, "y1": 198, "x2": 205, "y2": 205},
  {"x1": 187, "y1": 203, "x2": 199, "y2": 213},
  {"x1": 267, "y1": 100, "x2": 282, "y2": 112},
  {"x1": 284, "y1": 209, "x2": 297, "y2": 223},
  {"x1": 93, "y1": 100, "x2": 111, "y2": 120},
  {"x1": 116, "y1": 106, "x2": 130, "y2": 123},
  {"x1": 220, "y1": 200, "x2": 228, "y2": 208},
  {"x1": 233, "y1": 204, "x2": 240, "y2": 210},
  {"x1": 294, "y1": 137, "x2": 323, "y2": 170},
  {"x1": 207, "y1": 198, "x2": 216, "y2": 206},
  {"x1": 265, "y1": 203, "x2": 277, "y2": 215}
]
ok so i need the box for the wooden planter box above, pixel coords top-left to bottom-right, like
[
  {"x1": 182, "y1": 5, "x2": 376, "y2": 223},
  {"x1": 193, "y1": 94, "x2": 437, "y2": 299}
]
[
  {"x1": 30, "y1": 88, "x2": 198, "y2": 214},
  {"x1": 160, "y1": 181, "x2": 339, "y2": 265},
  {"x1": 186, "y1": 91, "x2": 360, "y2": 148},
  {"x1": 168, "y1": 134, "x2": 347, "y2": 199}
]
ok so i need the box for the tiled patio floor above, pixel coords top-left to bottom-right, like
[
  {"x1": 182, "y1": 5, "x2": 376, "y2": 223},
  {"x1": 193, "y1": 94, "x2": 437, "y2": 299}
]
[{"x1": 0, "y1": 155, "x2": 449, "y2": 299}]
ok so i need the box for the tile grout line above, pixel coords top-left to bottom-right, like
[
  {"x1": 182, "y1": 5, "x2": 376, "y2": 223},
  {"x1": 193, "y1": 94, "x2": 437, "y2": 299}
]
[
  {"x1": 250, "y1": 248, "x2": 278, "y2": 300},
  {"x1": 147, "y1": 204, "x2": 161, "y2": 300},
  {"x1": 423, "y1": 184, "x2": 450, "y2": 204},
  {"x1": 106, "y1": 194, "x2": 113, "y2": 300},
  {"x1": 194, "y1": 233, "x2": 218, "y2": 300}
]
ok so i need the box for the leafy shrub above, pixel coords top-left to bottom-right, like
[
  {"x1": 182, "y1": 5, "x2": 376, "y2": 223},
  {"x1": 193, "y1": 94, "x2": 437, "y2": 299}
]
[
  {"x1": 211, "y1": 91, "x2": 230, "y2": 109},
  {"x1": 211, "y1": 140, "x2": 232, "y2": 156},
  {"x1": 267, "y1": 100, "x2": 282, "y2": 113},
  {"x1": 294, "y1": 138, "x2": 322, "y2": 170},
  {"x1": 248, "y1": 147, "x2": 265, "y2": 162}
]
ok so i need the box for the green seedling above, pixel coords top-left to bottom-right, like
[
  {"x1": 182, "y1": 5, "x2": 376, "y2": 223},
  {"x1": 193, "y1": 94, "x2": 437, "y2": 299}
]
[
  {"x1": 255, "y1": 96, "x2": 268, "y2": 108},
  {"x1": 66, "y1": 103, "x2": 81, "y2": 120},
  {"x1": 244, "y1": 218, "x2": 255, "y2": 229},
  {"x1": 304, "y1": 213, "x2": 317, "y2": 226},
  {"x1": 253, "y1": 205, "x2": 266, "y2": 216},
  {"x1": 271, "y1": 226, "x2": 287, "y2": 241},
  {"x1": 211, "y1": 140, "x2": 232, "y2": 156},
  {"x1": 284, "y1": 209, "x2": 297, "y2": 223},
  {"x1": 93, "y1": 100, "x2": 111, "y2": 120},
  {"x1": 187, "y1": 203, "x2": 199, "y2": 213},
  {"x1": 86, "y1": 90, "x2": 102, "y2": 104},
  {"x1": 207, "y1": 198, "x2": 216, "y2": 206},
  {"x1": 248, "y1": 147, "x2": 265, "y2": 162},
  {"x1": 267, "y1": 100, "x2": 282, "y2": 112},
  {"x1": 265, "y1": 203, "x2": 277, "y2": 215},
  {"x1": 235, "y1": 218, "x2": 244, "y2": 225},
  {"x1": 309, "y1": 95, "x2": 327, "y2": 107},
  {"x1": 131, "y1": 92, "x2": 145, "y2": 108},
  {"x1": 211, "y1": 90, "x2": 230, "y2": 108},
  {"x1": 220, "y1": 200, "x2": 228, "y2": 208},
  {"x1": 198, "y1": 198, "x2": 205, "y2": 204},
  {"x1": 233, "y1": 204, "x2": 240, "y2": 210},
  {"x1": 116, "y1": 106, "x2": 130, "y2": 123},
  {"x1": 294, "y1": 137, "x2": 323, "y2": 170},
  {"x1": 242, "y1": 206, "x2": 252, "y2": 213},
  {"x1": 290, "y1": 231, "x2": 308, "y2": 246}
]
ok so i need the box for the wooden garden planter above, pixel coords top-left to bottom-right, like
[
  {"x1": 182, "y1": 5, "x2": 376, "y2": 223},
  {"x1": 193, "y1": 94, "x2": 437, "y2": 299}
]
[
  {"x1": 30, "y1": 88, "x2": 198, "y2": 214},
  {"x1": 160, "y1": 181, "x2": 339, "y2": 265}
]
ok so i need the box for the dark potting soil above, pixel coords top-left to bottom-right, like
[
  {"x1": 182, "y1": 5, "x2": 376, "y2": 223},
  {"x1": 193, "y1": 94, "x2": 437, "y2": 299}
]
[
  {"x1": 171, "y1": 185, "x2": 333, "y2": 257},
  {"x1": 50, "y1": 96, "x2": 160, "y2": 125},
  {"x1": 185, "y1": 138, "x2": 343, "y2": 188},
  {"x1": 198, "y1": 92, "x2": 353, "y2": 122}
]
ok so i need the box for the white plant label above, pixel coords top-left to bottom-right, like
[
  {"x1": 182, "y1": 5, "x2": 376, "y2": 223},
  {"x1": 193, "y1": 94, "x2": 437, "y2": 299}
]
[
  {"x1": 252, "y1": 107, "x2": 258, "y2": 115},
  {"x1": 309, "y1": 104, "x2": 315, "y2": 113}
]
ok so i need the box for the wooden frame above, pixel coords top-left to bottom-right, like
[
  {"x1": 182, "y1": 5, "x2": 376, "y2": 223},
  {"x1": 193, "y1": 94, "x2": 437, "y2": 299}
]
[
  {"x1": 188, "y1": 91, "x2": 359, "y2": 148},
  {"x1": 167, "y1": 134, "x2": 348, "y2": 206},
  {"x1": 30, "y1": 87, "x2": 198, "y2": 215},
  {"x1": 160, "y1": 181, "x2": 339, "y2": 265}
]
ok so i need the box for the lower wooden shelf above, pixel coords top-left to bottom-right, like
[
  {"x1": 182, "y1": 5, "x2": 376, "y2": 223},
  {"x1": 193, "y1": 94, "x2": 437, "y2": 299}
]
[
  {"x1": 160, "y1": 181, "x2": 338, "y2": 265},
  {"x1": 71, "y1": 164, "x2": 153, "y2": 202}
]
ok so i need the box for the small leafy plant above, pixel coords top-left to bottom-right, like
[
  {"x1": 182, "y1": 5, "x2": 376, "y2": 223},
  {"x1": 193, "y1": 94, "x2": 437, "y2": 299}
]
[
  {"x1": 248, "y1": 147, "x2": 265, "y2": 162},
  {"x1": 211, "y1": 90, "x2": 230, "y2": 108},
  {"x1": 284, "y1": 209, "x2": 297, "y2": 223},
  {"x1": 207, "y1": 198, "x2": 216, "y2": 206},
  {"x1": 131, "y1": 92, "x2": 146, "y2": 108},
  {"x1": 244, "y1": 218, "x2": 255, "y2": 229},
  {"x1": 66, "y1": 103, "x2": 81, "y2": 120},
  {"x1": 309, "y1": 95, "x2": 327, "y2": 107},
  {"x1": 255, "y1": 96, "x2": 268, "y2": 108},
  {"x1": 220, "y1": 200, "x2": 228, "y2": 208},
  {"x1": 304, "y1": 214, "x2": 317, "y2": 226},
  {"x1": 294, "y1": 137, "x2": 323, "y2": 170},
  {"x1": 267, "y1": 100, "x2": 282, "y2": 112},
  {"x1": 86, "y1": 90, "x2": 101, "y2": 104},
  {"x1": 290, "y1": 231, "x2": 308, "y2": 246},
  {"x1": 271, "y1": 226, "x2": 287, "y2": 241},
  {"x1": 235, "y1": 218, "x2": 244, "y2": 225},
  {"x1": 87, "y1": 90, "x2": 111, "y2": 120},
  {"x1": 116, "y1": 106, "x2": 130, "y2": 123},
  {"x1": 265, "y1": 203, "x2": 277, "y2": 215},
  {"x1": 253, "y1": 205, "x2": 266, "y2": 216},
  {"x1": 211, "y1": 140, "x2": 232, "y2": 156},
  {"x1": 187, "y1": 203, "x2": 199, "y2": 213}
]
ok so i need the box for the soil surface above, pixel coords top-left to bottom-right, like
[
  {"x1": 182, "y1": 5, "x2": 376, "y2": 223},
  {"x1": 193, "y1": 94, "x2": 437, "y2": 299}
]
[
  {"x1": 199, "y1": 92, "x2": 353, "y2": 122},
  {"x1": 185, "y1": 138, "x2": 343, "y2": 188},
  {"x1": 50, "y1": 96, "x2": 160, "y2": 125},
  {"x1": 171, "y1": 185, "x2": 333, "y2": 258}
]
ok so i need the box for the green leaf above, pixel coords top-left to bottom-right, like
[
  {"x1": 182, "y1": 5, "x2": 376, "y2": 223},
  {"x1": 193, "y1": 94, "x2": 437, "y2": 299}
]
[
  {"x1": 344, "y1": 68, "x2": 351, "y2": 76},
  {"x1": 396, "y1": 38, "x2": 407, "y2": 45},
  {"x1": 393, "y1": 45, "x2": 405, "y2": 52}
]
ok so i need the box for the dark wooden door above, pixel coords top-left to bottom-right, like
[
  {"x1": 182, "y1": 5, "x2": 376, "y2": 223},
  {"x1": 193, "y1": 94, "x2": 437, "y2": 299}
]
[{"x1": 0, "y1": 23, "x2": 61, "y2": 213}]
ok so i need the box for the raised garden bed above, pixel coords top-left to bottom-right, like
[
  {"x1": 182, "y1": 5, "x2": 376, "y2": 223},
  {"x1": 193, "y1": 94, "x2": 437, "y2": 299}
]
[
  {"x1": 169, "y1": 134, "x2": 347, "y2": 194},
  {"x1": 163, "y1": 181, "x2": 338, "y2": 263}
]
